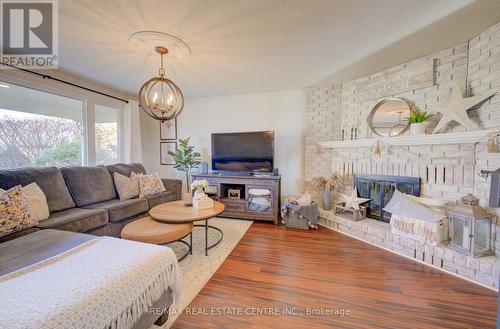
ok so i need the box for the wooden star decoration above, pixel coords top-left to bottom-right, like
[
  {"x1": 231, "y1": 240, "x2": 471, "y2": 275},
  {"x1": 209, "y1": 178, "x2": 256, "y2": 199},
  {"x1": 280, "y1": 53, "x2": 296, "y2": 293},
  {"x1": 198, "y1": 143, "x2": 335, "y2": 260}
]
[
  {"x1": 432, "y1": 85, "x2": 496, "y2": 134},
  {"x1": 341, "y1": 187, "x2": 370, "y2": 210}
]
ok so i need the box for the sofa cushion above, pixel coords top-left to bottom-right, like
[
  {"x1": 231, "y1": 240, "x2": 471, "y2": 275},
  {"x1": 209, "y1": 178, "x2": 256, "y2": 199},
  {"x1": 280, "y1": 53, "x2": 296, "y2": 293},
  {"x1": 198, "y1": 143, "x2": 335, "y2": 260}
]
[
  {"x1": 0, "y1": 230, "x2": 96, "y2": 276},
  {"x1": 37, "y1": 208, "x2": 108, "y2": 232},
  {"x1": 61, "y1": 166, "x2": 116, "y2": 207},
  {"x1": 0, "y1": 227, "x2": 40, "y2": 243},
  {"x1": 0, "y1": 186, "x2": 38, "y2": 238},
  {"x1": 83, "y1": 198, "x2": 148, "y2": 222},
  {"x1": 133, "y1": 172, "x2": 166, "y2": 198},
  {"x1": 0, "y1": 167, "x2": 75, "y2": 212},
  {"x1": 144, "y1": 191, "x2": 176, "y2": 209},
  {"x1": 0, "y1": 182, "x2": 50, "y2": 222},
  {"x1": 106, "y1": 163, "x2": 147, "y2": 177},
  {"x1": 21, "y1": 183, "x2": 50, "y2": 221},
  {"x1": 113, "y1": 172, "x2": 140, "y2": 200},
  {"x1": 161, "y1": 178, "x2": 182, "y2": 201}
]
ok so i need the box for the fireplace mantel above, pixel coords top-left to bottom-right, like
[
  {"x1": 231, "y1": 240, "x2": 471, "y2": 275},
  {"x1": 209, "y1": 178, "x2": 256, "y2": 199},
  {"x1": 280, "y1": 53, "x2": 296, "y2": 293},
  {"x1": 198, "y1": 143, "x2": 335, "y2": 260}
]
[{"x1": 319, "y1": 130, "x2": 496, "y2": 149}]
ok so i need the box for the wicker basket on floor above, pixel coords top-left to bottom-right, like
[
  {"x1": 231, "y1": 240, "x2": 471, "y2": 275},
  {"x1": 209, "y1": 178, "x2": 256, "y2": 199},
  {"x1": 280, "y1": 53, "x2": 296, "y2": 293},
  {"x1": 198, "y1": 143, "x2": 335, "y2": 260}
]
[
  {"x1": 282, "y1": 202, "x2": 318, "y2": 230},
  {"x1": 283, "y1": 209, "x2": 310, "y2": 229}
]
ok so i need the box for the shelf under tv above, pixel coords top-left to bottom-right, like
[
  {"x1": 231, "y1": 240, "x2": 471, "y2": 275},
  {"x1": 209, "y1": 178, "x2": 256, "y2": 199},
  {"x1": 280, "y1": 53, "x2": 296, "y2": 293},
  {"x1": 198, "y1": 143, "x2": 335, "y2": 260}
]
[{"x1": 192, "y1": 173, "x2": 281, "y2": 224}]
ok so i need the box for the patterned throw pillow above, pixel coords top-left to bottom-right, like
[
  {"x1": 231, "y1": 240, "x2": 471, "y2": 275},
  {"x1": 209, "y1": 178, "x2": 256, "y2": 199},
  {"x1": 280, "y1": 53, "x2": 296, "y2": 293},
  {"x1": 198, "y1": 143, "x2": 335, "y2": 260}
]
[
  {"x1": 1, "y1": 183, "x2": 50, "y2": 221},
  {"x1": 0, "y1": 186, "x2": 38, "y2": 238},
  {"x1": 131, "y1": 172, "x2": 166, "y2": 198},
  {"x1": 113, "y1": 172, "x2": 140, "y2": 200}
]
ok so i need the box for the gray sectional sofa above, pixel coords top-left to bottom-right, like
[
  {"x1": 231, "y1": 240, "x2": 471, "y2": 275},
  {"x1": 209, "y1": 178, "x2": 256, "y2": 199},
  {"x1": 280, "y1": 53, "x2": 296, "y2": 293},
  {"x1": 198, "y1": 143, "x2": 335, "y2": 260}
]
[{"x1": 0, "y1": 163, "x2": 182, "y2": 241}]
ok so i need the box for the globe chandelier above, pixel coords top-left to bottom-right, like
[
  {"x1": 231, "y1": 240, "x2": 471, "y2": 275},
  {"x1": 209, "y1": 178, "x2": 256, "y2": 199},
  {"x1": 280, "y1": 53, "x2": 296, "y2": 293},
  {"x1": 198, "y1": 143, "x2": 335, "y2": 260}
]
[{"x1": 139, "y1": 46, "x2": 184, "y2": 121}]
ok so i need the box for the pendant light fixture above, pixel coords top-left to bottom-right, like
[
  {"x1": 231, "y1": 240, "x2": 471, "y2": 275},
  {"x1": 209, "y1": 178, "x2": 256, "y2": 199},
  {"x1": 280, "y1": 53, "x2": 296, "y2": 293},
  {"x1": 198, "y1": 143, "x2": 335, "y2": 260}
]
[{"x1": 139, "y1": 46, "x2": 184, "y2": 121}]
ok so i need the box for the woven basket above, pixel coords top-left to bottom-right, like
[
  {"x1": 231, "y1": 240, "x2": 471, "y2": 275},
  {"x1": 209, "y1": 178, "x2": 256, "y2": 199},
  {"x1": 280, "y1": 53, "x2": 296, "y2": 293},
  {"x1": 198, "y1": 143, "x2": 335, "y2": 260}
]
[{"x1": 283, "y1": 208, "x2": 310, "y2": 229}]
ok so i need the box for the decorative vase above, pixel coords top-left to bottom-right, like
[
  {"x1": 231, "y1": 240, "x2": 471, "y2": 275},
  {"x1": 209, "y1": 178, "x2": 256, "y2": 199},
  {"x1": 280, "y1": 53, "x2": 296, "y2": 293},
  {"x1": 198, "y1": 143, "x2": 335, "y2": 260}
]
[
  {"x1": 183, "y1": 192, "x2": 193, "y2": 206},
  {"x1": 410, "y1": 122, "x2": 426, "y2": 135},
  {"x1": 322, "y1": 189, "x2": 332, "y2": 210},
  {"x1": 193, "y1": 188, "x2": 205, "y2": 200}
]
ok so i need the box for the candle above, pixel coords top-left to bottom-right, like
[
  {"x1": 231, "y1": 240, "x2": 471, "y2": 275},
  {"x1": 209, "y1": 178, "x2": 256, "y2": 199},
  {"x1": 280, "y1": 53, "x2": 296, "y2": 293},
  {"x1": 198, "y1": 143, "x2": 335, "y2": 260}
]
[{"x1": 463, "y1": 221, "x2": 470, "y2": 249}]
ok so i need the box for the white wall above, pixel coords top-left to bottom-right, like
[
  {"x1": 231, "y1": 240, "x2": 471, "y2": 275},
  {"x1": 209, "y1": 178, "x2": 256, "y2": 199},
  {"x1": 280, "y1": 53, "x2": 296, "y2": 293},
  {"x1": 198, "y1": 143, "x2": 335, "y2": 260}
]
[{"x1": 141, "y1": 90, "x2": 305, "y2": 195}]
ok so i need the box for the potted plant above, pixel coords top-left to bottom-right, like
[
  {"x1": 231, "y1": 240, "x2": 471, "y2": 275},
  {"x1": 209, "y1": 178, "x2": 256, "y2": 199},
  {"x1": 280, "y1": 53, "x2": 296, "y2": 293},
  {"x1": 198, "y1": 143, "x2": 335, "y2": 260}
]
[
  {"x1": 168, "y1": 137, "x2": 201, "y2": 200},
  {"x1": 408, "y1": 108, "x2": 432, "y2": 135},
  {"x1": 312, "y1": 173, "x2": 343, "y2": 210}
]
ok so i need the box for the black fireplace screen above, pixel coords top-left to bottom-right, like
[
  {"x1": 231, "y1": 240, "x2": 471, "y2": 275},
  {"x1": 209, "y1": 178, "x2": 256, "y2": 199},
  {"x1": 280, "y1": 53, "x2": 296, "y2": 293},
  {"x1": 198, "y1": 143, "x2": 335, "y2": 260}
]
[{"x1": 354, "y1": 174, "x2": 421, "y2": 223}]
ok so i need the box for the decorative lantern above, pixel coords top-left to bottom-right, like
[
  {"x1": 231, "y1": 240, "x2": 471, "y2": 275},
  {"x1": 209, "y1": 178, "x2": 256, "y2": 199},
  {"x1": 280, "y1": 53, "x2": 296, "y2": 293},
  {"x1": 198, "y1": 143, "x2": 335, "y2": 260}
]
[{"x1": 448, "y1": 194, "x2": 493, "y2": 257}]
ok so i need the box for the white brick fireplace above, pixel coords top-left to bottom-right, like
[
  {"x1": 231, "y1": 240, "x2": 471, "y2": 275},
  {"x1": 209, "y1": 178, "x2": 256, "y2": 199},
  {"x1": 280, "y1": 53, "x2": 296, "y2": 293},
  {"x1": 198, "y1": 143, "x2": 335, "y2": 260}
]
[{"x1": 305, "y1": 21, "x2": 500, "y2": 288}]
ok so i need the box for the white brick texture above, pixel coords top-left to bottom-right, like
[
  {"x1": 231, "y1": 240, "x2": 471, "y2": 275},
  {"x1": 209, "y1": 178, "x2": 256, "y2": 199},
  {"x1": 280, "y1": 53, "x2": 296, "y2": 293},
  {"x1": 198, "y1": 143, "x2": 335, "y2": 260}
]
[{"x1": 307, "y1": 21, "x2": 500, "y2": 288}]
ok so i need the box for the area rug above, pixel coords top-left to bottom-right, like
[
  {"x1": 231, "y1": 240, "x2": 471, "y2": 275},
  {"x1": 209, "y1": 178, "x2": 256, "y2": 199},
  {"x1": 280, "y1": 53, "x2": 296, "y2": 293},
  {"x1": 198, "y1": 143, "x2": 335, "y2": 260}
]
[{"x1": 153, "y1": 217, "x2": 252, "y2": 328}]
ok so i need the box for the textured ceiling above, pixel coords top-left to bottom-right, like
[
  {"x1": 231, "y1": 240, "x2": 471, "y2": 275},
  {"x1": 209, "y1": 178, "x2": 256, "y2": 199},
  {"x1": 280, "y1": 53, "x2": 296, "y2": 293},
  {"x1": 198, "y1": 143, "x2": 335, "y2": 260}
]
[{"x1": 59, "y1": 0, "x2": 473, "y2": 97}]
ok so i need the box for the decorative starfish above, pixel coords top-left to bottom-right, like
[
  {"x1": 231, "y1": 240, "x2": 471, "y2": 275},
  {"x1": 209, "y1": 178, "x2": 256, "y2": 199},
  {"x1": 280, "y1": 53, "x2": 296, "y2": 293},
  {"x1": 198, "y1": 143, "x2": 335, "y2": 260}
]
[
  {"x1": 341, "y1": 187, "x2": 370, "y2": 210},
  {"x1": 432, "y1": 85, "x2": 497, "y2": 134}
]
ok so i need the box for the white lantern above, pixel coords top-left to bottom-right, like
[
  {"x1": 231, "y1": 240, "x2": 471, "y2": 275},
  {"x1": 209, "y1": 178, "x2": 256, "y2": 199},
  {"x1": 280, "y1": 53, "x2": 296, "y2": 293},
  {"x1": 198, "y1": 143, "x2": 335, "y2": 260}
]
[{"x1": 448, "y1": 194, "x2": 493, "y2": 257}]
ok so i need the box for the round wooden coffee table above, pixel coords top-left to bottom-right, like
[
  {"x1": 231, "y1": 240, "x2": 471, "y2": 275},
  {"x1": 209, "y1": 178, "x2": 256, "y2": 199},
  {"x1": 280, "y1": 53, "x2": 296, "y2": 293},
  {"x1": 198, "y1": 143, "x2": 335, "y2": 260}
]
[
  {"x1": 149, "y1": 200, "x2": 225, "y2": 256},
  {"x1": 121, "y1": 216, "x2": 193, "y2": 262}
]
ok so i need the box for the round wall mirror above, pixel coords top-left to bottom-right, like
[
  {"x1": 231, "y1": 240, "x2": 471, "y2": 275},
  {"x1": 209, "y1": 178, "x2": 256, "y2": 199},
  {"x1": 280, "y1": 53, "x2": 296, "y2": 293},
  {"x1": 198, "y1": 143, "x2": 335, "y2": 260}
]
[{"x1": 368, "y1": 98, "x2": 411, "y2": 137}]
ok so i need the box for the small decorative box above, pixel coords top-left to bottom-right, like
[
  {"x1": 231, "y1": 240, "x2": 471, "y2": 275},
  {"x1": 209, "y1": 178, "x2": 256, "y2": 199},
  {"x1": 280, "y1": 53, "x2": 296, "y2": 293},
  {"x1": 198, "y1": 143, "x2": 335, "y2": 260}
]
[
  {"x1": 193, "y1": 197, "x2": 214, "y2": 210},
  {"x1": 228, "y1": 188, "x2": 241, "y2": 199},
  {"x1": 335, "y1": 202, "x2": 367, "y2": 221}
]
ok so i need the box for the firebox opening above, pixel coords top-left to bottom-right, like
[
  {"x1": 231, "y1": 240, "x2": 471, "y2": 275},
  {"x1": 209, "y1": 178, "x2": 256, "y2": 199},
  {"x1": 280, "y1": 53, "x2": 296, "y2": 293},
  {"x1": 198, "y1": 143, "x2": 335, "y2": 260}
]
[{"x1": 354, "y1": 174, "x2": 421, "y2": 223}]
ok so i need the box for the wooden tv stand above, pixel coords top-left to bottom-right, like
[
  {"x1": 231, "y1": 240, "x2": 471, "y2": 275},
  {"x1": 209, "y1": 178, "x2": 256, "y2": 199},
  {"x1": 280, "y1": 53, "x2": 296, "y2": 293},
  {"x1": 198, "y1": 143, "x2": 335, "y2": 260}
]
[{"x1": 192, "y1": 173, "x2": 281, "y2": 224}]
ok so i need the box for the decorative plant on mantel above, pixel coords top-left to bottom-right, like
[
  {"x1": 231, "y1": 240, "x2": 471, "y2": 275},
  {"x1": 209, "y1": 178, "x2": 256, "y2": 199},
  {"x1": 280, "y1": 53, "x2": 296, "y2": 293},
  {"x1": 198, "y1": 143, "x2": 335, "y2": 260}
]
[
  {"x1": 312, "y1": 173, "x2": 343, "y2": 210},
  {"x1": 408, "y1": 107, "x2": 432, "y2": 136},
  {"x1": 168, "y1": 137, "x2": 201, "y2": 197}
]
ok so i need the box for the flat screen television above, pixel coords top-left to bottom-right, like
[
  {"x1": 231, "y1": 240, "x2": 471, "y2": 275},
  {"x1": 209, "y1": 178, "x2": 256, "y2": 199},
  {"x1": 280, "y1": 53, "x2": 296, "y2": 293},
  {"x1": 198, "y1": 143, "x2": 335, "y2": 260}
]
[{"x1": 211, "y1": 131, "x2": 274, "y2": 172}]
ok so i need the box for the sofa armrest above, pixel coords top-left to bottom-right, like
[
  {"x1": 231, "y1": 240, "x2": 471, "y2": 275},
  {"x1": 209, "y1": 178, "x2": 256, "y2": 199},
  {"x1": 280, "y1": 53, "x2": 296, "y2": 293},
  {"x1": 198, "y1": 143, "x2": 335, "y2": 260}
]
[{"x1": 161, "y1": 179, "x2": 182, "y2": 200}]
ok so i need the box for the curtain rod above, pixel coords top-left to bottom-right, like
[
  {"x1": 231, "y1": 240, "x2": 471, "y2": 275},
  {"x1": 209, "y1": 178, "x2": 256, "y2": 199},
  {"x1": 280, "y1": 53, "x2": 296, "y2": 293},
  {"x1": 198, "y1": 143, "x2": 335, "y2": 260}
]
[{"x1": 0, "y1": 63, "x2": 129, "y2": 104}]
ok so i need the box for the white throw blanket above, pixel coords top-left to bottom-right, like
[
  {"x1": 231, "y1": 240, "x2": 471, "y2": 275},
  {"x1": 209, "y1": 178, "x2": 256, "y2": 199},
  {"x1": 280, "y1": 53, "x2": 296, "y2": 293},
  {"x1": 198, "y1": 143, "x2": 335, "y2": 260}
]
[
  {"x1": 390, "y1": 214, "x2": 448, "y2": 246},
  {"x1": 384, "y1": 189, "x2": 449, "y2": 246},
  {"x1": 0, "y1": 237, "x2": 181, "y2": 329}
]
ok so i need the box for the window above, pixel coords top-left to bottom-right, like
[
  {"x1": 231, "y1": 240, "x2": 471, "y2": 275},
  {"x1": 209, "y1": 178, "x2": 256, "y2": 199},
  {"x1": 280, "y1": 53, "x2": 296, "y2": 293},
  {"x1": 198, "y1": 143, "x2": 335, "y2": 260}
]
[
  {"x1": 0, "y1": 83, "x2": 83, "y2": 169},
  {"x1": 0, "y1": 81, "x2": 124, "y2": 169},
  {"x1": 95, "y1": 105, "x2": 119, "y2": 165}
]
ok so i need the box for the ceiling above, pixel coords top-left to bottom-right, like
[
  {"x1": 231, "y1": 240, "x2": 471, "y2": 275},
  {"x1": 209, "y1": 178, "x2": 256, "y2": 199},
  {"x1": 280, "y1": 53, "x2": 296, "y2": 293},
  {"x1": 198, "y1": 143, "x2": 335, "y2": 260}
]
[{"x1": 58, "y1": 0, "x2": 482, "y2": 97}]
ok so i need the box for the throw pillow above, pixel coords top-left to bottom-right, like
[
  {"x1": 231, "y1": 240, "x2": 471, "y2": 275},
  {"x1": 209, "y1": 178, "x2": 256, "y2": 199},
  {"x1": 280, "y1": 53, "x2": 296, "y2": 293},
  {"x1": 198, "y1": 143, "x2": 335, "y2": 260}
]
[
  {"x1": 0, "y1": 186, "x2": 38, "y2": 238},
  {"x1": 0, "y1": 183, "x2": 50, "y2": 222},
  {"x1": 404, "y1": 194, "x2": 448, "y2": 213},
  {"x1": 132, "y1": 172, "x2": 166, "y2": 198},
  {"x1": 22, "y1": 183, "x2": 50, "y2": 221},
  {"x1": 383, "y1": 189, "x2": 444, "y2": 223},
  {"x1": 113, "y1": 172, "x2": 140, "y2": 200}
]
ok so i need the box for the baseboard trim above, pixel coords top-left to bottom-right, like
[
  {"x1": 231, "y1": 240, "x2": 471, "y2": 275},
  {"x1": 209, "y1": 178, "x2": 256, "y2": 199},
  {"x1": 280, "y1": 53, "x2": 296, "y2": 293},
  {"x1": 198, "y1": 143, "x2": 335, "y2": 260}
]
[{"x1": 319, "y1": 223, "x2": 499, "y2": 292}]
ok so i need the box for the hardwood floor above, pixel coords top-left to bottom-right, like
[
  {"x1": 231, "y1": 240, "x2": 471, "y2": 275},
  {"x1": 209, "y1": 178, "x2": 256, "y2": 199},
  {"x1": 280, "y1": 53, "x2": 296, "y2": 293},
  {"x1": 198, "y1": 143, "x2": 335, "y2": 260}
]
[{"x1": 171, "y1": 222, "x2": 498, "y2": 329}]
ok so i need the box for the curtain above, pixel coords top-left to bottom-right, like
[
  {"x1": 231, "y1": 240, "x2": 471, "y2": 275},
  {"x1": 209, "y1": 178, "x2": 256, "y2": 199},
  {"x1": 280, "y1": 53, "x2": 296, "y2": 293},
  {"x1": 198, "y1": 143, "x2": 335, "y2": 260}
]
[{"x1": 123, "y1": 100, "x2": 143, "y2": 163}]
